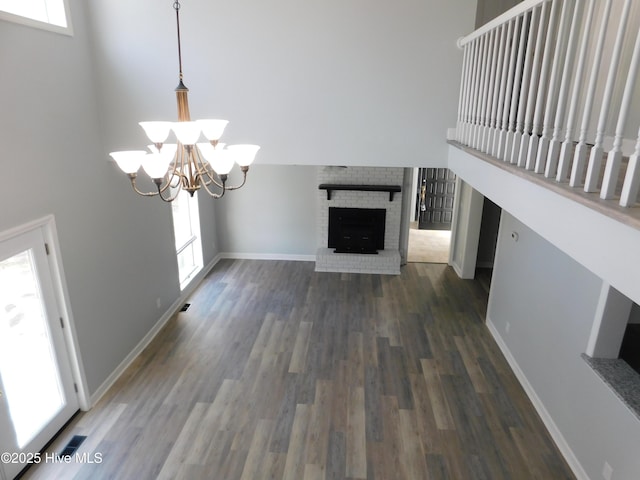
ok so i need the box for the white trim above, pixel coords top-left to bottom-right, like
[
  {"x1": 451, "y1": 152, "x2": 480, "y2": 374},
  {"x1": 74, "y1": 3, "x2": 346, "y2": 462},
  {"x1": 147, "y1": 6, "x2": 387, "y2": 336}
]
[
  {"x1": 89, "y1": 254, "x2": 222, "y2": 406},
  {"x1": 485, "y1": 317, "x2": 590, "y2": 480},
  {"x1": 0, "y1": 0, "x2": 73, "y2": 36},
  {"x1": 219, "y1": 252, "x2": 316, "y2": 262},
  {"x1": 0, "y1": 215, "x2": 90, "y2": 410}
]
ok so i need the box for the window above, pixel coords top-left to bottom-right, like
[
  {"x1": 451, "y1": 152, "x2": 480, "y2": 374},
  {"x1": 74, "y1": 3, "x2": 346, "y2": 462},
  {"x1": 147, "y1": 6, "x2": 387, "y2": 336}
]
[
  {"x1": 171, "y1": 190, "x2": 203, "y2": 290},
  {"x1": 0, "y1": 0, "x2": 72, "y2": 34}
]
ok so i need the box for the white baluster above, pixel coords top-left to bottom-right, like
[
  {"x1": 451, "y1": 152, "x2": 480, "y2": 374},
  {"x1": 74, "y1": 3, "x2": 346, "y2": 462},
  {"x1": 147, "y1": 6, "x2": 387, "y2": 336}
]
[
  {"x1": 456, "y1": 44, "x2": 470, "y2": 143},
  {"x1": 620, "y1": 128, "x2": 640, "y2": 207},
  {"x1": 511, "y1": 8, "x2": 539, "y2": 164},
  {"x1": 473, "y1": 35, "x2": 488, "y2": 148},
  {"x1": 492, "y1": 22, "x2": 511, "y2": 156},
  {"x1": 601, "y1": 24, "x2": 640, "y2": 199},
  {"x1": 474, "y1": 33, "x2": 491, "y2": 149},
  {"x1": 570, "y1": 0, "x2": 613, "y2": 187},
  {"x1": 461, "y1": 43, "x2": 475, "y2": 144},
  {"x1": 545, "y1": 0, "x2": 583, "y2": 179},
  {"x1": 466, "y1": 38, "x2": 481, "y2": 146},
  {"x1": 535, "y1": 0, "x2": 574, "y2": 174},
  {"x1": 526, "y1": 0, "x2": 561, "y2": 170},
  {"x1": 497, "y1": 17, "x2": 522, "y2": 161},
  {"x1": 584, "y1": 0, "x2": 633, "y2": 193},
  {"x1": 504, "y1": 11, "x2": 530, "y2": 163},
  {"x1": 557, "y1": 0, "x2": 596, "y2": 182},
  {"x1": 464, "y1": 40, "x2": 479, "y2": 145},
  {"x1": 487, "y1": 24, "x2": 507, "y2": 153},
  {"x1": 518, "y1": 1, "x2": 550, "y2": 168},
  {"x1": 481, "y1": 29, "x2": 499, "y2": 153}
]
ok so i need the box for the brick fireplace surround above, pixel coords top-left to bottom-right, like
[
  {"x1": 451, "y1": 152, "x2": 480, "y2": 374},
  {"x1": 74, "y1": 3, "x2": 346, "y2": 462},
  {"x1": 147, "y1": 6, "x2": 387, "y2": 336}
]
[{"x1": 315, "y1": 166, "x2": 404, "y2": 274}]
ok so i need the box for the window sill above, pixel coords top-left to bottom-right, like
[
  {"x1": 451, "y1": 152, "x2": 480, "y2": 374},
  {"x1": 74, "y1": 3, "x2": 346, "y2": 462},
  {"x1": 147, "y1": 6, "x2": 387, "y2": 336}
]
[{"x1": 582, "y1": 354, "x2": 640, "y2": 422}]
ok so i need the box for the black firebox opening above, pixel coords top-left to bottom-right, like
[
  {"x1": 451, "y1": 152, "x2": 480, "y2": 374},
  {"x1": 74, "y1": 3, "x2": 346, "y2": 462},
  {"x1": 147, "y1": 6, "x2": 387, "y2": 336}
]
[{"x1": 328, "y1": 207, "x2": 386, "y2": 254}]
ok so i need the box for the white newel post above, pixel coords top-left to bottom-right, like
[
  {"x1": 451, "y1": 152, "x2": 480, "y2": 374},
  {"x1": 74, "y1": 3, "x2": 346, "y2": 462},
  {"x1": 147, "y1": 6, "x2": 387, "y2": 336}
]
[
  {"x1": 601, "y1": 23, "x2": 640, "y2": 200},
  {"x1": 620, "y1": 128, "x2": 640, "y2": 207},
  {"x1": 570, "y1": 0, "x2": 612, "y2": 187},
  {"x1": 519, "y1": 2, "x2": 550, "y2": 168},
  {"x1": 584, "y1": 0, "x2": 632, "y2": 193},
  {"x1": 511, "y1": 8, "x2": 539, "y2": 165},
  {"x1": 558, "y1": 0, "x2": 595, "y2": 182},
  {"x1": 527, "y1": 0, "x2": 561, "y2": 170},
  {"x1": 493, "y1": 21, "x2": 513, "y2": 157},
  {"x1": 545, "y1": 0, "x2": 583, "y2": 179},
  {"x1": 497, "y1": 17, "x2": 521, "y2": 161},
  {"x1": 535, "y1": 0, "x2": 573, "y2": 175}
]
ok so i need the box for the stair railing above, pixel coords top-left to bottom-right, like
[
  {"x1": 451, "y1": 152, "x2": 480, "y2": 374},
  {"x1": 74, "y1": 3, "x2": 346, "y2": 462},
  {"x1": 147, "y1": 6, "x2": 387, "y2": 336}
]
[{"x1": 455, "y1": 0, "x2": 640, "y2": 208}]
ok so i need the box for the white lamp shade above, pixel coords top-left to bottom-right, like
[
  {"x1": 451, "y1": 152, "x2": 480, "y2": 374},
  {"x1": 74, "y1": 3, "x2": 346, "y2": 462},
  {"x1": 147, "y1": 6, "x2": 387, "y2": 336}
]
[
  {"x1": 197, "y1": 119, "x2": 229, "y2": 141},
  {"x1": 139, "y1": 121, "x2": 172, "y2": 143},
  {"x1": 209, "y1": 150, "x2": 235, "y2": 175},
  {"x1": 141, "y1": 153, "x2": 171, "y2": 179},
  {"x1": 227, "y1": 144, "x2": 260, "y2": 167},
  {"x1": 109, "y1": 150, "x2": 147, "y2": 174},
  {"x1": 149, "y1": 143, "x2": 178, "y2": 160},
  {"x1": 172, "y1": 121, "x2": 201, "y2": 145}
]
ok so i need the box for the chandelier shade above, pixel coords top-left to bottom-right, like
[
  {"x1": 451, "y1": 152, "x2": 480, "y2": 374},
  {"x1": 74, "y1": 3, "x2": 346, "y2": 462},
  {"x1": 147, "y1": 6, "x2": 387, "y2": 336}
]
[{"x1": 109, "y1": 1, "x2": 259, "y2": 202}]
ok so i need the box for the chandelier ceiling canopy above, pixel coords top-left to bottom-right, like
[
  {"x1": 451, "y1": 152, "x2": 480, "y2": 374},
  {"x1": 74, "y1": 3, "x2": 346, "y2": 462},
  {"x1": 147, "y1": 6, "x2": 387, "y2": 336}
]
[{"x1": 109, "y1": 1, "x2": 259, "y2": 202}]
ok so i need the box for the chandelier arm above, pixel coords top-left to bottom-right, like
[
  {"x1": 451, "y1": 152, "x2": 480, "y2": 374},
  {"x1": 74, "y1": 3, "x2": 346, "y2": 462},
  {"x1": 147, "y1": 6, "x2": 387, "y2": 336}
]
[
  {"x1": 199, "y1": 176, "x2": 225, "y2": 198},
  {"x1": 156, "y1": 179, "x2": 182, "y2": 202},
  {"x1": 192, "y1": 148, "x2": 224, "y2": 189},
  {"x1": 221, "y1": 167, "x2": 249, "y2": 191},
  {"x1": 128, "y1": 174, "x2": 159, "y2": 197},
  {"x1": 200, "y1": 166, "x2": 225, "y2": 189}
]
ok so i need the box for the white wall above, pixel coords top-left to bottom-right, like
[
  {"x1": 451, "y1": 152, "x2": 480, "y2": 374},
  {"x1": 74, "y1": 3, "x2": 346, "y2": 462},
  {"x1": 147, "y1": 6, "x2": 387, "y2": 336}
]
[
  {"x1": 86, "y1": 0, "x2": 476, "y2": 168},
  {"x1": 488, "y1": 213, "x2": 640, "y2": 480}
]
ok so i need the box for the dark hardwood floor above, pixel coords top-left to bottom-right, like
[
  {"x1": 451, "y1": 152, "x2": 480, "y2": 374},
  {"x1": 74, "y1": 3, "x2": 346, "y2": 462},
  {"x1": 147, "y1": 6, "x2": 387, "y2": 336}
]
[{"x1": 22, "y1": 260, "x2": 575, "y2": 480}]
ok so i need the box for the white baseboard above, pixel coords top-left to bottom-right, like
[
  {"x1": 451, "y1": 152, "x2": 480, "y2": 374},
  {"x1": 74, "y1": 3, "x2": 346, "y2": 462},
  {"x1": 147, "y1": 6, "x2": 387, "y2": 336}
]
[
  {"x1": 219, "y1": 252, "x2": 316, "y2": 262},
  {"x1": 485, "y1": 317, "x2": 590, "y2": 480},
  {"x1": 89, "y1": 255, "x2": 222, "y2": 406},
  {"x1": 451, "y1": 259, "x2": 464, "y2": 278}
]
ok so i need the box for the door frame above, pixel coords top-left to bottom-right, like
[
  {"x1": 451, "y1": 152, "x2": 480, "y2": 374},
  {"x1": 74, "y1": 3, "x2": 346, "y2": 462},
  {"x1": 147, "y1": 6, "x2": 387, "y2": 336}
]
[{"x1": 0, "y1": 216, "x2": 90, "y2": 411}]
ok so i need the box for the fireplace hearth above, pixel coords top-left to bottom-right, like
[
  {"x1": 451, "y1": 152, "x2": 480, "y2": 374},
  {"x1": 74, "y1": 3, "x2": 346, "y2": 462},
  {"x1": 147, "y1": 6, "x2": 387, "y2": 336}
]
[{"x1": 328, "y1": 207, "x2": 385, "y2": 254}]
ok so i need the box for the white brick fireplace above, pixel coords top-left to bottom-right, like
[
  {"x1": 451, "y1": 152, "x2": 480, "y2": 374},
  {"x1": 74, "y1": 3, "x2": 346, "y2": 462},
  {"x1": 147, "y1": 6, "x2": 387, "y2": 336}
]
[{"x1": 315, "y1": 166, "x2": 404, "y2": 274}]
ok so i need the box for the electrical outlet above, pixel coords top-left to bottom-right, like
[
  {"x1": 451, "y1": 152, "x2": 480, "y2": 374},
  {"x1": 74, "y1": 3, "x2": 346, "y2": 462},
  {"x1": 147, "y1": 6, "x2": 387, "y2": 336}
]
[
  {"x1": 505, "y1": 322, "x2": 511, "y2": 334},
  {"x1": 156, "y1": 298, "x2": 162, "y2": 309},
  {"x1": 603, "y1": 461, "x2": 613, "y2": 480}
]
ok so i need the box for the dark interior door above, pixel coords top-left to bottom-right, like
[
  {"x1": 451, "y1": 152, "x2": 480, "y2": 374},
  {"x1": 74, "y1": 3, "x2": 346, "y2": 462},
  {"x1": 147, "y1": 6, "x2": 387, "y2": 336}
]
[{"x1": 417, "y1": 168, "x2": 456, "y2": 230}]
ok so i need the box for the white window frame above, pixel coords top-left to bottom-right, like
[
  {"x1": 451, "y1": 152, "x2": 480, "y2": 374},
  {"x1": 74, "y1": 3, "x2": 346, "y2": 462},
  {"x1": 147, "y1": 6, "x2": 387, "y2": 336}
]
[
  {"x1": 171, "y1": 190, "x2": 203, "y2": 291},
  {"x1": 0, "y1": 0, "x2": 73, "y2": 36}
]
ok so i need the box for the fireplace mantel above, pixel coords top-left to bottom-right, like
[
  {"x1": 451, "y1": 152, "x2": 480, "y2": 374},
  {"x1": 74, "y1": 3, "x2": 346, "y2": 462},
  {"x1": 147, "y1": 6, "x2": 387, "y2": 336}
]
[{"x1": 318, "y1": 184, "x2": 401, "y2": 201}]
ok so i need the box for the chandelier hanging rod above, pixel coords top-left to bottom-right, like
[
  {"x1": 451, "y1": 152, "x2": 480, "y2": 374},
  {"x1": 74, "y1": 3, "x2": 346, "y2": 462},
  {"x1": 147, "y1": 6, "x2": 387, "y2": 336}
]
[{"x1": 109, "y1": 1, "x2": 260, "y2": 202}]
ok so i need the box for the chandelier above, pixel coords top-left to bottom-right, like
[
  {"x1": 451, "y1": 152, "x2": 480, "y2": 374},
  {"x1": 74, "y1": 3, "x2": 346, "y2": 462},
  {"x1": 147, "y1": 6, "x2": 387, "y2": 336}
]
[{"x1": 109, "y1": 1, "x2": 259, "y2": 202}]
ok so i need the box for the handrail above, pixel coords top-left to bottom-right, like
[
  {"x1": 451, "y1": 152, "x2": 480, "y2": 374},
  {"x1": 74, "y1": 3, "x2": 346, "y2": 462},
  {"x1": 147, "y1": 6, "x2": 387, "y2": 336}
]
[{"x1": 458, "y1": 0, "x2": 546, "y2": 47}]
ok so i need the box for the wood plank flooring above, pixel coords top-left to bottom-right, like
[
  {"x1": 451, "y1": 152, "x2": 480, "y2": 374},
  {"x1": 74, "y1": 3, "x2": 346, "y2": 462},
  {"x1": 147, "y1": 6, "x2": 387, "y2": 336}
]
[{"x1": 22, "y1": 260, "x2": 575, "y2": 480}]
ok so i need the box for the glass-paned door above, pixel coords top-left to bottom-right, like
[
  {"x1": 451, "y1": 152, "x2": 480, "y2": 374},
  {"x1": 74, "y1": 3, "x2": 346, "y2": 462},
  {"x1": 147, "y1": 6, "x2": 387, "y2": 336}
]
[{"x1": 0, "y1": 227, "x2": 78, "y2": 479}]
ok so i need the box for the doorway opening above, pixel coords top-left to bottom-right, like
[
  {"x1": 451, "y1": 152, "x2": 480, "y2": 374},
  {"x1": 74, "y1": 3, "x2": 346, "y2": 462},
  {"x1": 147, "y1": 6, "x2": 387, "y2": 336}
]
[{"x1": 407, "y1": 168, "x2": 456, "y2": 263}]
